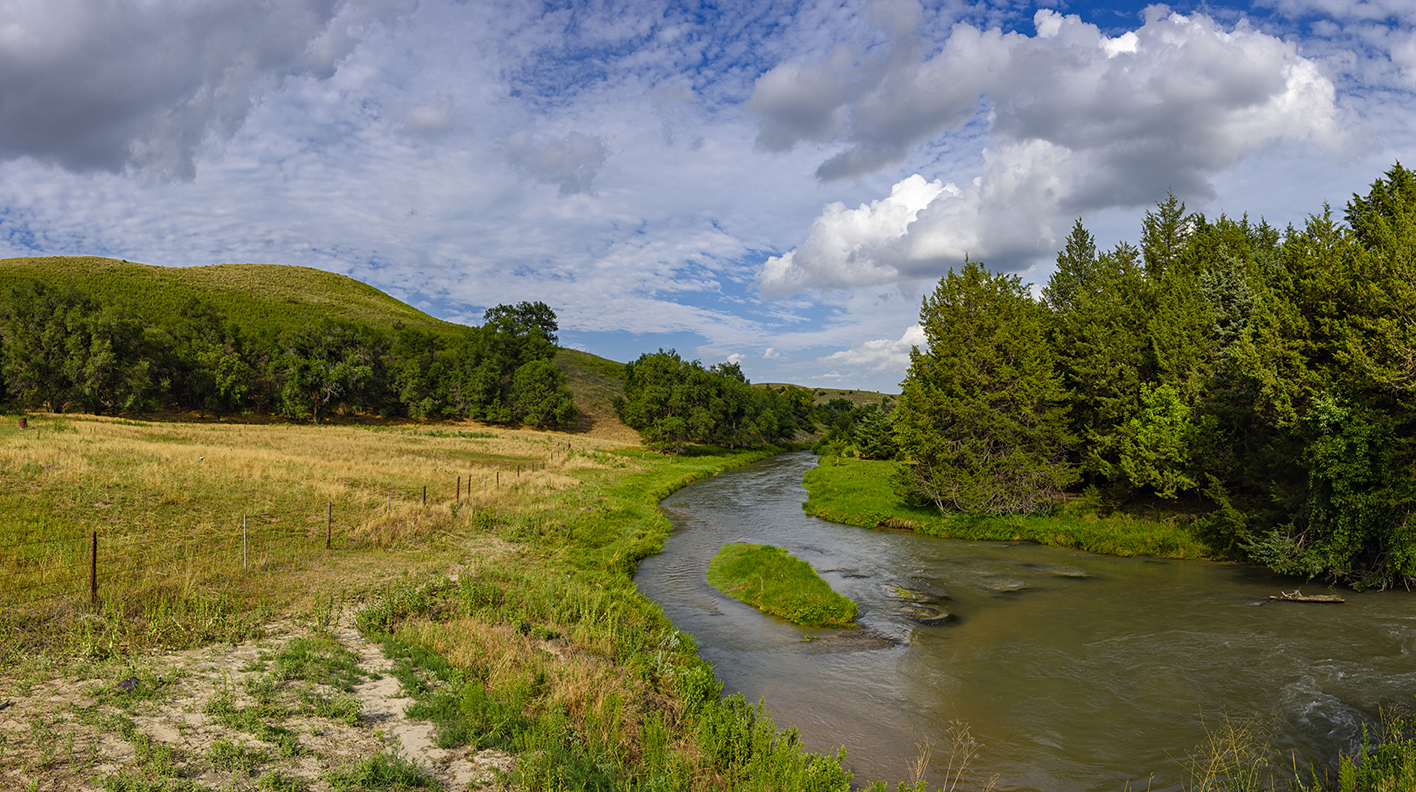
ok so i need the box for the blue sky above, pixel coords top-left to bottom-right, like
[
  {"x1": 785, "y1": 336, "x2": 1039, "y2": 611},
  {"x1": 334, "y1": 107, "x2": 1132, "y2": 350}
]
[{"x1": 0, "y1": 0, "x2": 1412, "y2": 392}]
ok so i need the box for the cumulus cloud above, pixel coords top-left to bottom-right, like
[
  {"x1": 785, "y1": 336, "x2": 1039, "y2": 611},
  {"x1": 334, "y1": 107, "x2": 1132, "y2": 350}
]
[
  {"x1": 756, "y1": 4, "x2": 1346, "y2": 293},
  {"x1": 0, "y1": 0, "x2": 414, "y2": 179},
  {"x1": 502, "y1": 130, "x2": 608, "y2": 196},
  {"x1": 823, "y1": 323, "x2": 925, "y2": 373}
]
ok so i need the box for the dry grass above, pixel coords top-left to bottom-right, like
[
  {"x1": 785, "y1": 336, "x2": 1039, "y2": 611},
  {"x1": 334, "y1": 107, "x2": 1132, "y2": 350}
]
[{"x1": 0, "y1": 412, "x2": 638, "y2": 662}]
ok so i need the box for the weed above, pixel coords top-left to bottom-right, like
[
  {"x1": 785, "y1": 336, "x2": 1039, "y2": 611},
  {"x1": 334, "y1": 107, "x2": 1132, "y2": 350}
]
[
  {"x1": 257, "y1": 771, "x2": 310, "y2": 792},
  {"x1": 324, "y1": 750, "x2": 436, "y2": 790},
  {"x1": 208, "y1": 738, "x2": 267, "y2": 775}
]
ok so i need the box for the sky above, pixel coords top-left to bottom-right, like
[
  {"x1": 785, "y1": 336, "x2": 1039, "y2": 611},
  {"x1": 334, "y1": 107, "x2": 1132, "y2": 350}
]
[{"x1": 0, "y1": 0, "x2": 1412, "y2": 393}]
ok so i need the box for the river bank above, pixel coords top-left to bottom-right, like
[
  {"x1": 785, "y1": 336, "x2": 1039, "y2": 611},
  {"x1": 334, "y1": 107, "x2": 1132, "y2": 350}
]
[{"x1": 803, "y1": 456, "x2": 1212, "y2": 560}]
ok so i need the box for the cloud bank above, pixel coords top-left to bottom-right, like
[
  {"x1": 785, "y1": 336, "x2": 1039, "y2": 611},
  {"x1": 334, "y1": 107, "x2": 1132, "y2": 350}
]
[
  {"x1": 757, "y1": 4, "x2": 1347, "y2": 294},
  {"x1": 0, "y1": 0, "x2": 413, "y2": 179}
]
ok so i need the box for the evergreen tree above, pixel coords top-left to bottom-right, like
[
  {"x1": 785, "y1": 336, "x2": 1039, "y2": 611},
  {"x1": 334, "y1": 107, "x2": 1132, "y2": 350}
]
[{"x1": 895, "y1": 260, "x2": 1077, "y2": 514}]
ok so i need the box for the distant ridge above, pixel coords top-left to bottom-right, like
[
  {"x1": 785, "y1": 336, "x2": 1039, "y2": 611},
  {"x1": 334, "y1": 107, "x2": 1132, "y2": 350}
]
[{"x1": 0, "y1": 256, "x2": 464, "y2": 341}]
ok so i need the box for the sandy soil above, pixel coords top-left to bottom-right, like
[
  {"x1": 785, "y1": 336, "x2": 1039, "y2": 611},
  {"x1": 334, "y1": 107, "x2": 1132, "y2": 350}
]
[{"x1": 0, "y1": 606, "x2": 513, "y2": 791}]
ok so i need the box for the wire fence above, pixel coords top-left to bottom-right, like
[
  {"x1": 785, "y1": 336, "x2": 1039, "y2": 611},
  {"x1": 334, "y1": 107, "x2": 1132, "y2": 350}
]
[{"x1": 0, "y1": 456, "x2": 565, "y2": 616}]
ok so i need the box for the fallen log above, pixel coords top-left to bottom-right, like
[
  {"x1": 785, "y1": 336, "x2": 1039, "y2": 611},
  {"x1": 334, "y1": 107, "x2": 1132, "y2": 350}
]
[{"x1": 1269, "y1": 589, "x2": 1345, "y2": 603}]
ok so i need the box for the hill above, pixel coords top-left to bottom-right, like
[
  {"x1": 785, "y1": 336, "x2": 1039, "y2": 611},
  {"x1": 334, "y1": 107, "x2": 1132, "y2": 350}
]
[
  {"x1": 760, "y1": 384, "x2": 898, "y2": 407},
  {"x1": 0, "y1": 256, "x2": 465, "y2": 342},
  {"x1": 0, "y1": 256, "x2": 641, "y2": 437}
]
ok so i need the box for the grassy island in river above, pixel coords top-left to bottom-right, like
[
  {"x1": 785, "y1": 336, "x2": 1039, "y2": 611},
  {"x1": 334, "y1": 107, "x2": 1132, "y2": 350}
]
[{"x1": 706, "y1": 542, "x2": 858, "y2": 628}]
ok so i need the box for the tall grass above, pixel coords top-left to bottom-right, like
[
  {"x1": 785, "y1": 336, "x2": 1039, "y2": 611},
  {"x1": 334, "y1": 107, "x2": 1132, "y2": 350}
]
[
  {"x1": 0, "y1": 413, "x2": 604, "y2": 661},
  {"x1": 803, "y1": 457, "x2": 1212, "y2": 559}
]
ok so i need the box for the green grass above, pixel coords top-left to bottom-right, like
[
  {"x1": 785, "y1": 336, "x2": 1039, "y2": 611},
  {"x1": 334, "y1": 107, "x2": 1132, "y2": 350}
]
[
  {"x1": 0, "y1": 256, "x2": 466, "y2": 344},
  {"x1": 803, "y1": 457, "x2": 1212, "y2": 559},
  {"x1": 706, "y1": 543, "x2": 857, "y2": 628}
]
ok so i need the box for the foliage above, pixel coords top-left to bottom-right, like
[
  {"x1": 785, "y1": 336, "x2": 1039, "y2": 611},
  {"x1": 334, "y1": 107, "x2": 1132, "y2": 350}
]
[
  {"x1": 613, "y1": 349, "x2": 811, "y2": 452},
  {"x1": 0, "y1": 268, "x2": 587, "y2": 428},
  {"x1": 802, "y1": 457, "x2": 1212, "y2": 559},
  {"x1": 1025, "y1": 163, "x2": 1416, "y2": 587},
  {"x1": 706, "y1": 542, "x2": 857, "y2": 627},
  {"x1": 895, "y1": 259, "x2": 1078, "y2": 514},
  {"x1": 851, "y1": 405, "x2": 897, "y2": 460},
  {"x1": 509, "y1": 358, "x2": 578, "y2": 429}
]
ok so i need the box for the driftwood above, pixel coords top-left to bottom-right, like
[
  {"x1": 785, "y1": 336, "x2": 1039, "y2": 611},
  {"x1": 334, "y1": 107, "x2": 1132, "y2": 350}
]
[{"x1": 1269, "y1": 589, "x2": 1345, "y2": 603}]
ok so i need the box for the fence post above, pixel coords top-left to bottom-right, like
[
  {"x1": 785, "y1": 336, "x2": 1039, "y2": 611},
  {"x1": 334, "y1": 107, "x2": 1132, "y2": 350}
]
[
  {"x1": 423, "y1": 485, "x2": 427, "y2": 506},
  {"x1": 243, "y1": 516, "x2": 248, "y2": 572},
  {"x1": 457, "y1": 476, "x2": 461, "y2": 503},
  {"x1": 327, "y1": 502, "x2": 332, "y2": 549},
  {"x1": 89, "y1": 531, "x2": 97, "y2": 606}
]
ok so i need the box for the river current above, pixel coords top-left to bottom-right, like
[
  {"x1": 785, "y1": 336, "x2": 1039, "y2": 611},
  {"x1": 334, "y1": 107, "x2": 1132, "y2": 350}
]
[{"x1": 633, "y1": 452, "x2": 1416, "y2": 791}]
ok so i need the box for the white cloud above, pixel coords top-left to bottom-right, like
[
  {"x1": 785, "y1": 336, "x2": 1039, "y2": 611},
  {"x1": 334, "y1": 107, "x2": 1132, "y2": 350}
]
[
  {"x1": 725, "y1": 352, "x2": 745, "y2": 365},
  {"x1": 760, "y1": 174, "x2": 952, "y2": 294},
  {"x1": 756, "y1": 4, "x2": 1348, "y2": 292},
  {"x1": 764, "y1": 347, "x2": 780, "y2": 359},
  {"x1": 823, "y1": 323, "x2": 925, "y2": 374}
]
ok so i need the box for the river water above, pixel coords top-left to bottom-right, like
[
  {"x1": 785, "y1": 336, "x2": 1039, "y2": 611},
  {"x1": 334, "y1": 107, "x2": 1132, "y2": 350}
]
[{"x1": 634, "y1": 452, "x2": 1416, "y2": 791}]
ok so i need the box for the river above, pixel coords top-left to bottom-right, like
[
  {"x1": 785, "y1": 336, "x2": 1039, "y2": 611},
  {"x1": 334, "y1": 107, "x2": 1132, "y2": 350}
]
[{"x1": 633, "y1": 451, "x2": 1416, "y2": 791}]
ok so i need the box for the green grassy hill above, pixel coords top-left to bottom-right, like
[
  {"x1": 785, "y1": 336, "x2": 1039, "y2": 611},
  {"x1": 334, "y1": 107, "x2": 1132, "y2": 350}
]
[
  {"x1": 0, "y1": 256, "x2": 465, "y2": 342},
  {"x1": 1, "y1": 256, "x2": 644, "y2": 436}
]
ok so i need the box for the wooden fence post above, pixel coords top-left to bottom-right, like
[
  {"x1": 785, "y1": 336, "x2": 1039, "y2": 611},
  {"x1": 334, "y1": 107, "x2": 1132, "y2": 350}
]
[
  {"x1": 457, "y1": 476, "x2": 461, "y2": 503},
  {"x1": 89, "y1": 531, "x2": 97, "y2": 606},
  {"x1": 423, "y1": 485, "x2": 427, "y2": 506}
]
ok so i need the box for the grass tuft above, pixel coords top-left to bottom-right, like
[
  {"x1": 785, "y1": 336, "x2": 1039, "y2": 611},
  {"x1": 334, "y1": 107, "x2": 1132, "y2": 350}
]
[{"x1": 706, "y1": 543, "x2": 857, "y2": 628}]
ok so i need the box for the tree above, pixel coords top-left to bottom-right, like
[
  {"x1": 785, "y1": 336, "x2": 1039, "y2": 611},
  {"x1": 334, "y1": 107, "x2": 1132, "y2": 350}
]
[
  {"x1": 1042, "y1": 218, "x2": 1098, "y2": 314},
  {"x1": 895, "y1": 260, "x2": 1078, "y2": 514},
  {"x1": 1046, "y1": 241, "x2": 1153, "y2": 489},
  {"x1": 852, "y1": 405, "x2": 896, "y2": 460},
  {"x1": 269, "y1": 320, "x2": 382, "y2": 423},
  {"x1": 509, "y1": 358, "x2": 578, "y2": 429}
]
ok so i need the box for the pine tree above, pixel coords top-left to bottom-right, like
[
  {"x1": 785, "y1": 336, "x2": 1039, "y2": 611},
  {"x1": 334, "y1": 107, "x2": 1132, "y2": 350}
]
[{"x1": 895, "y1": 260, "x2": 1077, "y2": 514}]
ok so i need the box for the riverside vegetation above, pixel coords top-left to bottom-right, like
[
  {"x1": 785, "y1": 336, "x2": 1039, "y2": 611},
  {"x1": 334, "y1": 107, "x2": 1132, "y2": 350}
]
[
  {"x1": 706, "y1": 543, "x2": 857, "y2": 628},
  {"x1": 822, "y1": 163, "x2": 1416, "y2": 592}
]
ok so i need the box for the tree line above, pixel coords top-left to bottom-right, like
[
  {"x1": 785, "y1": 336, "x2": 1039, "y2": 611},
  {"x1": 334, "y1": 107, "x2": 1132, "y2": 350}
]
[
  {"x1": 0, "y1": 288, "x2": 578, "y2": 429},
  {"x1": 613, "y1": 350, "x2": 815, "y2": 452},
  {"x1": 892, "y1": 163, "x2": 1416, "y2": 589}
]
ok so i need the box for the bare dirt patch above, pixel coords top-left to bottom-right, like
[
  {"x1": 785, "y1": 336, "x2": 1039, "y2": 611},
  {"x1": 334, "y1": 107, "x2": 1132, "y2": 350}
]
[{"x1": 1, "y1": 607, "x2": 512, "y2": 791}]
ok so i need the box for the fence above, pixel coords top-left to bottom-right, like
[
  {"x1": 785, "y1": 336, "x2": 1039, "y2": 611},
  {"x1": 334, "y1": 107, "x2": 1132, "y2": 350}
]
[{"x1": 1, "y1": 458, "x2": 562, "y2": 616}]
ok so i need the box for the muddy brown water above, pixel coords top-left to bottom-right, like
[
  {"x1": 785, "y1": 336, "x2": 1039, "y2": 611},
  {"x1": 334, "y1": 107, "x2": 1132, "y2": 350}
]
[{"x1": 634, "y1": 452, "x2": 1416, "y2": 791}]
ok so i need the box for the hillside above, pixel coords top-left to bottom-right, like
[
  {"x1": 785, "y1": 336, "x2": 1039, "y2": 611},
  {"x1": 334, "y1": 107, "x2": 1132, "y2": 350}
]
[
  {"x1": 0, "y1": 256, "x2": 640, "y2": 438},
  {"x1": 0, "y1": 256, "x2": 465, "y2": 342},
  {"x1": 760, "y1": 383, "x2": 898, "y2": 407}
]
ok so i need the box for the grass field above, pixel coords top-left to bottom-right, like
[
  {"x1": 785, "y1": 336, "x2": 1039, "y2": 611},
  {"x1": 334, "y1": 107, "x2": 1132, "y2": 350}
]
[
  {"x1": 0, "y1": 256, "x2": 467, "y2": 342},
  {"x1": 706, "y1": 543, "x2": 857, "y2": 628},
  {"x1": 803, "y1": 457, "x2": 1213, "y2": 560}
]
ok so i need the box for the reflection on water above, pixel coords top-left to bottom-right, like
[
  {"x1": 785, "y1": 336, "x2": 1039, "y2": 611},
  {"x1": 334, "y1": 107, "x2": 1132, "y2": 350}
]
[{"x1": 633, "y1": 452, "x2": 1416, "y2": 792}]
